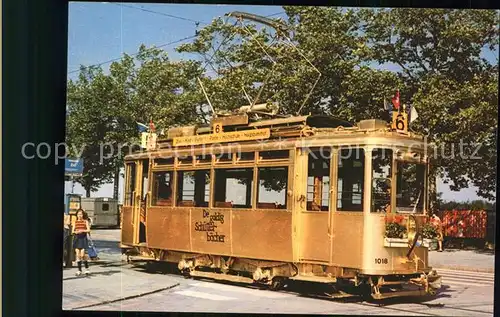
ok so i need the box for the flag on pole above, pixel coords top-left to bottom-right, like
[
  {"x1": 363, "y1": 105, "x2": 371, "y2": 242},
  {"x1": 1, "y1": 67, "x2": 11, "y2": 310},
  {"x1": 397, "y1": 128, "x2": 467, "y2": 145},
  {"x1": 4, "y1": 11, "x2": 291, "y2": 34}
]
[
  {"x1": 410, "y1": 105, "x2": 419, "y2": 123},
  {"x1": 392, "y1": 90, "x2": 400, "y2": 110},
  {"x1": 136, "y1": 122, "x2": 148, "y2": 133}
]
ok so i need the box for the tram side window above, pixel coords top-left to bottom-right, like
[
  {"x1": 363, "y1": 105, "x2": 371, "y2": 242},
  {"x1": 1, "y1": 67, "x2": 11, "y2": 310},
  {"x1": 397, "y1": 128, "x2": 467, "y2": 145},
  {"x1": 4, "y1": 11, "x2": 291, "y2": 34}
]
[
  {"x1": 307, "y1": 150, "x2": 331, "y2": 211},
  {"x1": 214, "y1": 168, "x2": 253, "y2": 208},
  {"x1": 259, "y1": 150, "x2": 289, "y2": 160},
  {"x1": 257, "y1": 167, "x2": 288, "y2": 209},
  {"x1": 337, "y1": 148, "x2": 364, "y2": 211},
  {"x1": 152, "y1": 171, "x2": 174, "y2": 206},
  {"x1": 141, "y1": 161, "x2": 149, "y2": 201},
  {"x1": 372, "y1": 148, "x2": 393, "y2": 213},
  {"x1": 176, "y1": 170, "x2": 210, "y2": 207},
  {"x1": 124, "y1": 163, "x2": 136, "y2": 206}
]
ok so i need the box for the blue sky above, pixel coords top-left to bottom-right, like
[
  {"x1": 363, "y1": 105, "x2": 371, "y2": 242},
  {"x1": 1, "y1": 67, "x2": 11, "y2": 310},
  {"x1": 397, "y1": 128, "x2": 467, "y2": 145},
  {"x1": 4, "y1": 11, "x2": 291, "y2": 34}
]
[{"x1": 66, "y1": 2, "x2": 497, "y2": 202}]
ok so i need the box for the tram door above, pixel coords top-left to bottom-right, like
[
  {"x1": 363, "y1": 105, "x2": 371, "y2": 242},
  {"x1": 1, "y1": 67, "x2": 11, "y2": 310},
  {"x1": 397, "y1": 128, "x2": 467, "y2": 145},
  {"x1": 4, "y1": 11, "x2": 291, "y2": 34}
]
[
  {"x1": 122, "y1": 160, "x2": 150, "y2": 245},
  {"x1": 137, "y1": 160, "x2": 149, "y2": 244},
  {"x1": 297, "y1": 148, "x2": 332, "y2": 263}
]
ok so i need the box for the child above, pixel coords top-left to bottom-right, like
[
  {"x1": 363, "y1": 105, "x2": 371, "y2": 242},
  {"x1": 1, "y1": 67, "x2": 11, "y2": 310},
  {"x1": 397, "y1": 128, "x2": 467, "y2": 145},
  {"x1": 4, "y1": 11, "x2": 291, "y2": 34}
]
[{"x1": 72, "y1": 209, "x2": 91, "y2": 275}]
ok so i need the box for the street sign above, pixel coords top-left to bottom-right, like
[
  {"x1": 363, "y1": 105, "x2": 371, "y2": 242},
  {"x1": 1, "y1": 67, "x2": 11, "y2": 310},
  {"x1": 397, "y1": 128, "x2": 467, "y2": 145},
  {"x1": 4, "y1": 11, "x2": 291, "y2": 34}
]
[{"x1": 65, "y1": 158, "x2": 84, "y2": 176}]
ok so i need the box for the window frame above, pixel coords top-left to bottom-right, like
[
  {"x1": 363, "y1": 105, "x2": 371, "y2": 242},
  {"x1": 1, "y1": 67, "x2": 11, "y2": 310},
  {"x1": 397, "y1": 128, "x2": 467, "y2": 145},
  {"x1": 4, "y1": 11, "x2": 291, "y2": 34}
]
[
  {"x1": 336, "y1": 147, "x2": 365, "y2": 212},
  {"x1": 395, "y1": 159, "x2": 427, "y2": 214},
  {"x1": 370, "y1": 148, "x2": 394, "y2": 213},
  {"x1": 212, "y1": 167, "x2": 255, "y2": 209},
  {"x1": 175, "y1": 169, "x2": 211, "y2": 208},
  {"x1": 305, "y1": 148, "x2": 332, "y2": 212},
  {"x1": 256, "y1": 165, "x2": 289, "y2": 210},
  {"x1": 151, "y1": 170, "x2": 175, "y2": 207},
  {"x1": 124, "y1": 162, "x2": 137, "y2": 207}
]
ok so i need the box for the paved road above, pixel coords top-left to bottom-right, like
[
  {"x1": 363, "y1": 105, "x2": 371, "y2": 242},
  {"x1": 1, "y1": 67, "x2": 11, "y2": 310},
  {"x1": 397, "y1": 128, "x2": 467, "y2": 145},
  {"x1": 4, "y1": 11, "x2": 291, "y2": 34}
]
[{"x1": 63, "y1": 230, "x2": 494, "y2": 315}]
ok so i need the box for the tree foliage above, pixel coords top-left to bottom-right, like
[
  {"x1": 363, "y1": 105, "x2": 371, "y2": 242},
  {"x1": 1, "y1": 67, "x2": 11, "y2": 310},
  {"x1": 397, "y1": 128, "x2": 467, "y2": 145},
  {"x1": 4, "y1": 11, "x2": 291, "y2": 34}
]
[
  {"x1": 66, "y1": 46, "x2": 205, "y2": 195},
  {"x1": 67, "y1": 7, "x2": 498, "y2": 200}
]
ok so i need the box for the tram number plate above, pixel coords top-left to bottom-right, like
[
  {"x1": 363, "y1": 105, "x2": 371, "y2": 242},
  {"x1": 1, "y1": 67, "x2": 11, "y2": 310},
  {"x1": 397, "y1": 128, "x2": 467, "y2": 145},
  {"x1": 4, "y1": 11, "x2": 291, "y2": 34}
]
[{"x1": 375, "y1": 258, "x2": 388, "y2": 264}]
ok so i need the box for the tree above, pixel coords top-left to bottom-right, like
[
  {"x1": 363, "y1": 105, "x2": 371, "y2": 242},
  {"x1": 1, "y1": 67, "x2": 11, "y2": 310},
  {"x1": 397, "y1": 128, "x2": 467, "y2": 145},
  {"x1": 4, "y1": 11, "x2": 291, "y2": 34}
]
[
  {"x1": 67, "y1": 45, "x2": 207, "y2": 197},
  {"x1": 360, "y1": 8, "x2": 499, "y2": 201},
  {"x1": 66, "y1": 66, "x2": 117, "y2": 197},
  {"x1": 177, "y1": 8, "x2": 402, "y2": 122}
]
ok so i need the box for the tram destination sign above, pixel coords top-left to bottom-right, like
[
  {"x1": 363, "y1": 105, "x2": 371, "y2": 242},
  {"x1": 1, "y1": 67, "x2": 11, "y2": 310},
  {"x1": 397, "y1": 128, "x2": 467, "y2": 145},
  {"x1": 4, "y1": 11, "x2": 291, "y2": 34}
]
[{"x1": 173, "y1": 128, "x2": 271, "y2": 146}]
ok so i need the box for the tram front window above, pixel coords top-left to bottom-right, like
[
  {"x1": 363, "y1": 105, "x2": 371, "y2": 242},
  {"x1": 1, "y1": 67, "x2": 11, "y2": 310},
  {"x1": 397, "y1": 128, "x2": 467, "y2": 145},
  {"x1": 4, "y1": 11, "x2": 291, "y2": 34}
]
[
  {"x1": 396, "y1": 161, "x2": 425, "y2": 213},
  {"x1": 307, "y1": 150, "x2": 331, "y2": 211},
  {"x1": 337, "y1": 148, "x2": 364, "y2": 211},
  {"x1": 371, "y1": 148, "x2": 393, "y2": 212}
]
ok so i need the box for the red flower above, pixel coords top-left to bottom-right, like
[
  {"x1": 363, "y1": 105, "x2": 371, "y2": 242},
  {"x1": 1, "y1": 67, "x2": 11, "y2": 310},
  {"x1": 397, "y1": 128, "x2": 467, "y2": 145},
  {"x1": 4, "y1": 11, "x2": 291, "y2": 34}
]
[
  {"x1": 385, "y1": 214, "x2": 394, "y2": 223},
  {"x1": 394, "y1": 215, "x2": 404, "y2": 224}
]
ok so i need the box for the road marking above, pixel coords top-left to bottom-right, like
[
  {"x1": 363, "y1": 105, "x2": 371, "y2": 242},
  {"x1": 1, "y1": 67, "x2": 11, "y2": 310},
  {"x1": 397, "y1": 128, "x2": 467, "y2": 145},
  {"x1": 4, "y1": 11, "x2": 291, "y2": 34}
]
[
  {"x1": 173, "y1": 290, "x2": 236, "y2": 301},
  {"x1": 189, "y1": 282, "x2": 291, "y2": 298},
  {"x1": 443, "y1": 279, "x2": 493, "y2": 287},
  {"x1": 439, "y1": 274, "x2": 494, "y2": 284},
  {"x1": 435, "y1": 268, "x2": 495, "y2": 277}
]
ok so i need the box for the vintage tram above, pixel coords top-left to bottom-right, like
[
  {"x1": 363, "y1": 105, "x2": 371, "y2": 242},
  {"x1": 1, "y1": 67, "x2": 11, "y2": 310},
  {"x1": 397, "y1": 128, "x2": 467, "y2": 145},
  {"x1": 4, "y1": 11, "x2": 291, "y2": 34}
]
[{"x1": 120, "y1": 105, "x2": 442, "y2": 299}]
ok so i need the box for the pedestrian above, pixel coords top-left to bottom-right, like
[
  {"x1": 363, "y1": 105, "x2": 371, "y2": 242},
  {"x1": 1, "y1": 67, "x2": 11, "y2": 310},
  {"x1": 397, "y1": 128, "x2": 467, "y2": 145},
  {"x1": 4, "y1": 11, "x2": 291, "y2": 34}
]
[
  {"x1": 431, "y1": 213, "x2": 444, "y2": 252},
  {"x1": 63, "y1": 213, "x2": 71, "y2": 266},
  {"x1": 72, "y1": 208, "x2": 91, "y2": 276}
]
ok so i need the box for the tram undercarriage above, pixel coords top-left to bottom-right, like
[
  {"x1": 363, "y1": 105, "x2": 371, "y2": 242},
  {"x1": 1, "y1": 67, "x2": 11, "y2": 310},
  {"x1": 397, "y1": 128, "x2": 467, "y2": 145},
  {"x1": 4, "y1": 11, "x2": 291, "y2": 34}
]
[{"x1": 122, "y1": 246, "x2": 442, "y2": 300}]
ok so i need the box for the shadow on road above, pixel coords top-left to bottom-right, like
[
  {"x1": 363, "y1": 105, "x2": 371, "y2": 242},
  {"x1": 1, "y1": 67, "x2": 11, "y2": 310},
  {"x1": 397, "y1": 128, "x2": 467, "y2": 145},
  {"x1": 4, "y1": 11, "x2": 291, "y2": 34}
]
[
  {"x1": 63, "y1": 270, "x2": 123, "y2": 281},
  {"x1": 92, "y1": 240, "x2": 120, "y2": 249}
]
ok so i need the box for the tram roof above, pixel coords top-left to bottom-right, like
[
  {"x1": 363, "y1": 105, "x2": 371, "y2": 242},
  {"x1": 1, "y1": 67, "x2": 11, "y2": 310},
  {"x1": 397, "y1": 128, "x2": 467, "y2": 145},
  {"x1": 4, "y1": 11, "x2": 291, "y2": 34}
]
[{"x1": 127, "y1": 113, "x2": 429, "y2": 160}]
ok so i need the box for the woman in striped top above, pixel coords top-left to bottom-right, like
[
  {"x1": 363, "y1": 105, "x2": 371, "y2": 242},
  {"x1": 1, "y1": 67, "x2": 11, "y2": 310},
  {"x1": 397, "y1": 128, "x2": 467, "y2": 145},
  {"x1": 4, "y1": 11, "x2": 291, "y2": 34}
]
[{"x1": 72, "y1": 209, "x2": 91, "y2": 276}]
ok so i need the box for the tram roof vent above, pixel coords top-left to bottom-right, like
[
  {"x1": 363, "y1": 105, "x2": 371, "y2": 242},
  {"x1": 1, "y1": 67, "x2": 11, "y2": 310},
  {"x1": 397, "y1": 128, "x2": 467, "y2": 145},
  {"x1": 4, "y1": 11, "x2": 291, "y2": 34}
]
[{"x1": 357, "y1": 119, "x2": 388, "y2": 130}]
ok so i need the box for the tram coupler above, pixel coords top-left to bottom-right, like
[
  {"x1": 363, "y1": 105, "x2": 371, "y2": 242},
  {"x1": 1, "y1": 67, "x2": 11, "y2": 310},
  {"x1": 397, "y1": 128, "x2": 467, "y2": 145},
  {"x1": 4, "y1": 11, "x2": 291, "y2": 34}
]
[{"x1": 369, "y1": 270, "x2": 442, "y2": 300}]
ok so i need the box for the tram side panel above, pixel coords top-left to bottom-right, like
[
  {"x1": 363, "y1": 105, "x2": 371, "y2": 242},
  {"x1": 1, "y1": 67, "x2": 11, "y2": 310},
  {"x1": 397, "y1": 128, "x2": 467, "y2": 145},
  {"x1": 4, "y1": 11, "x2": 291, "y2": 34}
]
[
  {"x1": 330, "y1": 212, "x2": 364, "y2": 269},
  {"x1": 145, "y1": 206, "x2": 294, "y2": 262},
  {"x1": 231, "y1": 208, "x2": 293, "y2": 262},
  {"x1": 360, "y1": 214, "x2": 429, "y2": 275},
  {"x1": 191, "y1": 207, "x2": 231, "y2": 256},
  {"x1": 121, "y1": 206, "x2": 135, "y2": 245},
  {"x1": 299, "y1": 212, "x2": 330, "y2": 263},
  {"x1": 146, "y1": 207, "x2": 190, "y2": 251}
]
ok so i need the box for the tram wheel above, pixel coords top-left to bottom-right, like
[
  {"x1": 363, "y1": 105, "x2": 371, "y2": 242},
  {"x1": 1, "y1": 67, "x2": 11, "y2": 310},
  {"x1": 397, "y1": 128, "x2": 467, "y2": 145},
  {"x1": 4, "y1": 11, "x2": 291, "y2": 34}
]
[{"x1": 270, "y1": 277, "x2": 285, "y2": 291}]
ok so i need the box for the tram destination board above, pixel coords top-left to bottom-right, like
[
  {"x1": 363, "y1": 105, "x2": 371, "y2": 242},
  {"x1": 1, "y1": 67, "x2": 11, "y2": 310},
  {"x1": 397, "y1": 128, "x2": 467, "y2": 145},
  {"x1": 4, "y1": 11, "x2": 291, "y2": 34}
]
[{"x1": 172, "y1": 128, "x2": 271, "y2": 146}]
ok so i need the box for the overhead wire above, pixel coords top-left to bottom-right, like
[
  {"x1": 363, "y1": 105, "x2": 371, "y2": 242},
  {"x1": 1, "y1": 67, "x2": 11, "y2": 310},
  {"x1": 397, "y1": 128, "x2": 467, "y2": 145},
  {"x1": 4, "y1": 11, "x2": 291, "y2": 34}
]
[
  {"x1": 113, "y1": 3, "x2": 210, "y2": 25},
  {"x1": 67, "y1": 8, "x2": 287, "y2": 75},
  {"x1": 67, "y1": 34, "x2": 198, "y2": 74}
]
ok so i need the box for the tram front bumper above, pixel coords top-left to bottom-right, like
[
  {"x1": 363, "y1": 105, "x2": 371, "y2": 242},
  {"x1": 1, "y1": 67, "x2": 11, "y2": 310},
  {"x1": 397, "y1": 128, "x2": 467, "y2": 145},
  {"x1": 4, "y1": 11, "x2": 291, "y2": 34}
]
[{"x1": 370, "y1": 270, "x2": 442, "y2": 300}]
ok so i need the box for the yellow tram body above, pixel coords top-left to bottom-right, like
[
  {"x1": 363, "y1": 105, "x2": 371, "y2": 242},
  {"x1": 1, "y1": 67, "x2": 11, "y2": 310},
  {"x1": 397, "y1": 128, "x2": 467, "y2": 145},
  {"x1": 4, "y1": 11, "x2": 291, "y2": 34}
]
[{"x1": 120, "y1": 110, "x2": 442, "y2": 299}]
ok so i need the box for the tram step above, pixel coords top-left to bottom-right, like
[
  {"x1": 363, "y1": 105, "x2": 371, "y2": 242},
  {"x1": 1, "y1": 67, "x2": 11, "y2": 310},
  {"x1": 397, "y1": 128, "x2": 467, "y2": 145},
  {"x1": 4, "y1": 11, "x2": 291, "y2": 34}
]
[
  {"x1": 189, "y1": 270, "x2": 255, "y2": 284},
  {"x1": 380, "y1": 280, "x2": 407, "y2": 286},
  {"x1": 128, "y1": 255, "x2": 155, "y2": 262},
  {"x1": 372, "y1": 288, "x2": 427, "y2": 300},
  {"x1": 289, "y1": 275, "x2": 337, "y2": 283}
]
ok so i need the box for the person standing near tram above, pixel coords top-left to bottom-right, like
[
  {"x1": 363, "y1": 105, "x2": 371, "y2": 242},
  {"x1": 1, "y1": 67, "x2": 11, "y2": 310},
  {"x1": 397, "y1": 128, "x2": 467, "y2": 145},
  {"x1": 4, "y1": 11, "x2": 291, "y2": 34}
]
[
  {"x1": 63, "y1": 213, "x2": 71, "y2": 266},
  {"x1": 72, "y1": 208, "x2": 91, "y2": 275},
  {"x1": 430, "y1": 213, "x2": 444, "y2": 252}
]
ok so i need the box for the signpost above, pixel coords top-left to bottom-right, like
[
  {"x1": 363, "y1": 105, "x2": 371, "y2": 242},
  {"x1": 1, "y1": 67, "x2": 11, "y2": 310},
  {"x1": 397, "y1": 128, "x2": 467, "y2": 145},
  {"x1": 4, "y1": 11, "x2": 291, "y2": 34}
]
[
  {"x1": 64, "y1": 158, "x2": 84, "y2": 268},
  {"x1": 65, "y1": 158, "x2": 84, "y2": 175},
  {"x1": 65, "y1": 158, "x2": 83, "y2": 193}
]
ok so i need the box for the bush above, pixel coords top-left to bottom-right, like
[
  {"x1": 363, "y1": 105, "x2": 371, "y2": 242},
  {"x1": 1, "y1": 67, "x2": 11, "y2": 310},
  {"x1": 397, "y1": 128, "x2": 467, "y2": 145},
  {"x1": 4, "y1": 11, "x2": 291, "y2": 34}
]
[
  {"x1": 422, "y1": 223, "x2": 437, "y2": 239},
  {"x1": 385, "y1": 222, "x2": 407, "y2": 239}
]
